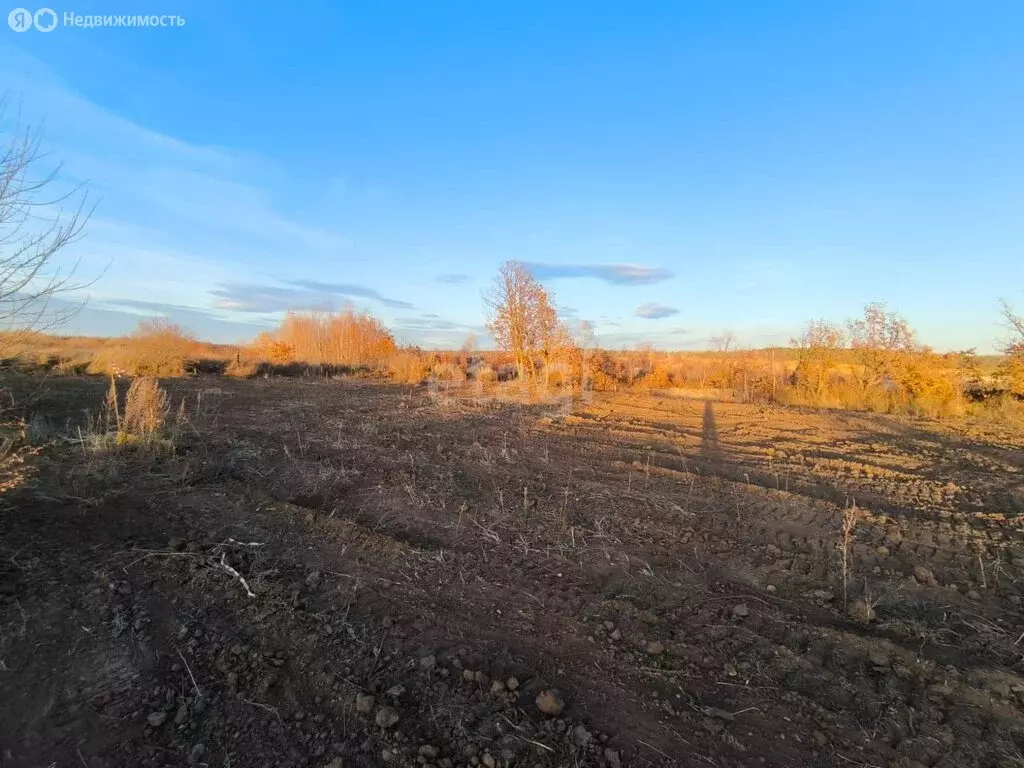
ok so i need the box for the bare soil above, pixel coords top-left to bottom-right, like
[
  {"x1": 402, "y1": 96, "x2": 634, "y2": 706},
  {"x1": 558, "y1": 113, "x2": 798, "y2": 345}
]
[{"x1": 2, "y1": 377, "x2": 1024, "y2": 767}]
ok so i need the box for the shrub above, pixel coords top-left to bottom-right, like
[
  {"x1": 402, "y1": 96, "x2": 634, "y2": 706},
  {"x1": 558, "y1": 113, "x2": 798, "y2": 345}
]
[
  {"x1": 89, "y1": 319, "x2": 197, "y2": 377},
  {"x1": 475, "y1": 365, "x2": 498, "y2": 384},
  {"x1": 274, "y1": 309, "x2": 396, "y2": 366},
  {"x1": 643, "y1": 366, "x2": 673, "y2": 390},
  {"x1": 225, "y1": 357, "x2": 259, "y2": 378},
  {"x1": 250, "y1": 332, "x2": 295, "y2": 364},
  {"x1": 592, "y1": 369, "x2": 620, "y2": 392},
  {"x1": 996, "y1": 345, "x2": 1024, "y2": 398},
  {"x1": 430, "y1": 361, "x2": 466, "y2": 382},
  {"x1": 388, "y1": 349, "x2": 429, "y2": 384}
]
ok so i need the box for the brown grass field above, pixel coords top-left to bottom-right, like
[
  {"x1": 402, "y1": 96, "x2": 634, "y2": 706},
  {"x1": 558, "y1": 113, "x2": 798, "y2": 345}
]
[{"x1": 2, "y1": 373, "x2": 1024, "y2": 768}]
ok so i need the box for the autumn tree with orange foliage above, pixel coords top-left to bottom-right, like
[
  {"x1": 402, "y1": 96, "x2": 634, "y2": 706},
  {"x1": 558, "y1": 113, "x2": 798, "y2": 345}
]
[
  {"x1": 250, "y1": 332, "x2": 295, "y2": 364},
  {"x1": 848, "y1": 302, "x2": 916, "y2": 393},
  {"x1": 485, "y1": 261, "x2": 559, "y2": 380},
  {"x1": 792, "y1": 319, "x2": 844, "y2": 398}
]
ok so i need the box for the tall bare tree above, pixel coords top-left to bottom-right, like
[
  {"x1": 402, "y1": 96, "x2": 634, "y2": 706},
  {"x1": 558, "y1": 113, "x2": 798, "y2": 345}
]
[
  {"x1": 847, "y1": 302, "x2": 916, "y2": 392},
  {"x1": 484, "y1": 260, "x2": 557, "y2": 380},
  {"x1": 710, "y1": 330, "x2": 736, "y2": 354},
  {"x1": 0, "y1": 96, "x2": 91, "y2": 347},
  {"x1": 997, "y1": 298, "x2": 1024, "y2": 397}
]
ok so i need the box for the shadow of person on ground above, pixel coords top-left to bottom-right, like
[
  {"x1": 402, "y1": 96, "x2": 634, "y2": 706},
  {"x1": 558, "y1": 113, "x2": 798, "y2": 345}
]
[{"x1": 701, "y1": 399, "x2": 719, "y2": 457}]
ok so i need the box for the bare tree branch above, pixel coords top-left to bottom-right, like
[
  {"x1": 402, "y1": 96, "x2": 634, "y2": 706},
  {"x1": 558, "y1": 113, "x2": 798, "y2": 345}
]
[
  {"x1": 1000, "y1": 299, "x2": 1024, "y2": 346},
  {"x1": 0, "y1": 93, "x2": 95, "y2": 355}
]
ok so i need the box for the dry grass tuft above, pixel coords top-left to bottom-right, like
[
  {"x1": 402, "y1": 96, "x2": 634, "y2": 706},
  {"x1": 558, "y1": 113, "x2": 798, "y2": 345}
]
[
  {"x1": 121, "y1": 377, "x2": 170, "y2": 439},
  {"x1": 82, "y1": 376, "x2": 173, "y2": 452}
]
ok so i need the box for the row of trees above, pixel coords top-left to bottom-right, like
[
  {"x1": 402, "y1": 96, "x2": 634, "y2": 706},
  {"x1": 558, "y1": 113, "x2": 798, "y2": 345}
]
[
  {"x1": 251, "y1": 309, "x2": 397, "y2": 367},
  {"x1": 793, "y1": 301, "x2": 1024, "y2": 404},
  {"x1": 480, "y1": 259, "x2": 1022, "y2": 416}
]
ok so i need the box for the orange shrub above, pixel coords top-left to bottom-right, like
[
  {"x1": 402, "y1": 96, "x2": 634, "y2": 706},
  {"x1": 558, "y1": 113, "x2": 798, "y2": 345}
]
[
  {"x1": 388, "y1": 349, "x2": 429, "y2": 384},
  {"x1": 252, "y1": 308, "x2": 397, "y2": 368},
  {"x1": 89, "y1": 319, "x2": 197, "y2": 376}
]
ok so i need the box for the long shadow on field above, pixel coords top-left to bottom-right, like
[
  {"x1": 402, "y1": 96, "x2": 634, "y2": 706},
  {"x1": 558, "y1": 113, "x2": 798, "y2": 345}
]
[{"x1": 700, "y1": 399, "x2": 719, "y2": 458}]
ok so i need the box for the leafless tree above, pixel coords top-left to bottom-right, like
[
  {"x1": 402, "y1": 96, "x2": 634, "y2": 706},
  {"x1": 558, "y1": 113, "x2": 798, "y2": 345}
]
[
  {"x1": 0, "y1": 95, "x2": 92, "y2": 350},
  {"x1": 710, "y1": 329, "x2": 736, "y2": 354},
  {"x1": 997, "y1": 299, "x2": 1024, "y2": 397},
  {"x1": 1001, "y1": 299, "x2": 1024, "y2": 345},
  {"x1": 484, "y1": 260, "x2": 557, "y2": 380}
]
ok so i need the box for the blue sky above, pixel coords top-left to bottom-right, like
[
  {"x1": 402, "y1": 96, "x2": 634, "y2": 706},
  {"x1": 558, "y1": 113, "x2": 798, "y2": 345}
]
[{"x1": 2, "y1": 1, "x2": 1022, "y2": 351}]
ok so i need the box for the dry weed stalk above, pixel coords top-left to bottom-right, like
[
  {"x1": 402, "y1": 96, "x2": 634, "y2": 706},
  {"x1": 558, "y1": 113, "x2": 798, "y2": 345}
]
[{"x1": 839, "y1": 500, "x2": 864, "y2": 609}]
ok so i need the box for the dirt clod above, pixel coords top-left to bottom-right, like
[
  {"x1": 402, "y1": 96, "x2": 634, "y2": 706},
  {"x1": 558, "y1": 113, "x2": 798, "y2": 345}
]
[
  {"x1": 305, "y1": 571, "x2": 322, "y2": 591},
  {"x1": 147, "y1": 711, "x2": 168, "y2": 727},
  {"x1": 848, "y1": 599, "x2": 876, "y2": 622},
  {"x1": 535, "y1": 689, "x2": 565, "y2": 716},
  {"x1": 913, "y1": 565, "x2": 939, "y2": 586},
  {"x1": 355, "y1": 692, "x2": 376, "y2": 714},
  {"x1": 375, "y1": 706, "x2": 400, "y2": 728}
]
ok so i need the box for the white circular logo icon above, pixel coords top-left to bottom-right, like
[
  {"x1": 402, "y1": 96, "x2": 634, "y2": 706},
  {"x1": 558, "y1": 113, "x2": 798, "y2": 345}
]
[
  {"x1": 33, "y1": 7, "x2": 57, "y2": 31},
  {"x1": 7, "y1": 7, "x2": 33, "y2": 31}
]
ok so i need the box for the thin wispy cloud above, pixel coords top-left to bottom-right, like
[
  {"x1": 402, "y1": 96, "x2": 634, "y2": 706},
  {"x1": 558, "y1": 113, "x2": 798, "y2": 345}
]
[
  {"x1": 96, "y1": 297, "x2": 229, "y2": 321},
  {"x1": 435, "y1": 273, "x2": 470, "y2": 285},
  {"x1": 211, "y1": 283, "x2": 334, "y2": 313},
  {"x1": 209, "y1": 281, "x2": 415, "y2": 313},
  {"x1": 288, "y1": 280, "x2": 415, "y2": 310},
  {"x1": 525, "y1": 262, "x2": 674, "y2": 286},
  {"x1": 47, "y1": 295, "x2": 272, "y2": 341},
  {"x1": 634, "y1": 302, "x2": 680, "y2": 319},
  {"x1": 394, "y1": 315, "x2": 481, "y2": 332}
]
